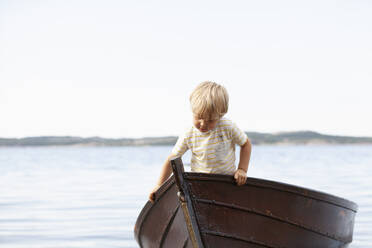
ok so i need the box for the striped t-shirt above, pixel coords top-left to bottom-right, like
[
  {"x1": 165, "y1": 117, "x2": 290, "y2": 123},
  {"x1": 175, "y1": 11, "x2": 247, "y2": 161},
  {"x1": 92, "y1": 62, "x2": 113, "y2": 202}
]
[{"x1": 171, "y1": 118, "x2": 248, "y2": 175}]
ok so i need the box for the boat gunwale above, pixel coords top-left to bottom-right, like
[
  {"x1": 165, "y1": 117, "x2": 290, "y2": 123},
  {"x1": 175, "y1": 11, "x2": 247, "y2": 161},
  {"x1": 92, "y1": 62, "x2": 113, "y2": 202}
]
[{"x1": 184, "y1": 173, "x2": 358, "y2": 212}]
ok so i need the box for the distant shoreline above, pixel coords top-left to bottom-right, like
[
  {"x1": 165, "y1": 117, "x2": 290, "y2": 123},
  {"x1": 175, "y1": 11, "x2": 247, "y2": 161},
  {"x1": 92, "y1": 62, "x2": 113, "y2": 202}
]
[{"x1": 1, "y1": 131, "x2": 372, "y2": 147}]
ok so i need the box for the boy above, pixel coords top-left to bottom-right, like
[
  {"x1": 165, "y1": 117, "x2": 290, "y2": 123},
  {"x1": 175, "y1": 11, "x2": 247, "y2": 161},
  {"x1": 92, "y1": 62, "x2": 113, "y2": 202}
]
[{"x1": 149, "y1": 81, "x2": 252, "y2": 202}]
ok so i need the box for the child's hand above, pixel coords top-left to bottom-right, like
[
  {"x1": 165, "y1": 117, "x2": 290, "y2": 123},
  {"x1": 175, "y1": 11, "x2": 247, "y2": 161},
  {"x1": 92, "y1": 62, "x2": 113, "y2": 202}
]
[
  {"x1": 234, "y1": 168, "x2": 247, "y2": 186},
  {"x1": 149, "y1": 185, "x2": 160, "y2": 203}
]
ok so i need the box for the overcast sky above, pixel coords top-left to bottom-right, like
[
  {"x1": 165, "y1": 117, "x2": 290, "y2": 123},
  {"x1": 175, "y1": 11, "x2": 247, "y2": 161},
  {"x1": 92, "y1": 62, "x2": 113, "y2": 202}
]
[{"x1": 1, "y1": 0, "x2": 371, "y2": 138}]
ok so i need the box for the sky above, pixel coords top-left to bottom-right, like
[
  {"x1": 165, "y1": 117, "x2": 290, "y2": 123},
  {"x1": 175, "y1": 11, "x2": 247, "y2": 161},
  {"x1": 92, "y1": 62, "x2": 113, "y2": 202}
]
[{"x1": 1, "y1": 0, "x2": 371, "y2": 138}]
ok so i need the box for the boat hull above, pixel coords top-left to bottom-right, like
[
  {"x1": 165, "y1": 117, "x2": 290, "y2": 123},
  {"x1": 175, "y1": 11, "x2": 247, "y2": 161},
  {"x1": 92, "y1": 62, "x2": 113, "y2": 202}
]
[
  {"x1": 134, "y1": 158, "x2": 357, "y2": 248},
  {"x1": 134, "y1": 177, "x2": 191, "y2": 247}
]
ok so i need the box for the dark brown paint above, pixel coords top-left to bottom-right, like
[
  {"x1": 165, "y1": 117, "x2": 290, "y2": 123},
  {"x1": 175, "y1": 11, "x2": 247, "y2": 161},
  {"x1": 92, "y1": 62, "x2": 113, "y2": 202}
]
[{"x1": 134, "y1": 158, "x2": 357, "y2": 248}]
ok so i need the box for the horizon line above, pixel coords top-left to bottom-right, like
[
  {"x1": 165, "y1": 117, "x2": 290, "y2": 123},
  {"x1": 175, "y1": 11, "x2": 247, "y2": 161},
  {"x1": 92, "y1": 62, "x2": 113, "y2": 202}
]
[{"x1": 1, "y1": 130, "x2": 372, "y2": 140}]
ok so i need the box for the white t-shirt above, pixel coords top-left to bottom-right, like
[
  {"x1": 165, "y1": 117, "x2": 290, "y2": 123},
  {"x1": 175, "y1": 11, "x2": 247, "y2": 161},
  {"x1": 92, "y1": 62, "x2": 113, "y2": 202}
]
[{"x1": 171, "y1": 117, "x2": 248, "y2": 175}]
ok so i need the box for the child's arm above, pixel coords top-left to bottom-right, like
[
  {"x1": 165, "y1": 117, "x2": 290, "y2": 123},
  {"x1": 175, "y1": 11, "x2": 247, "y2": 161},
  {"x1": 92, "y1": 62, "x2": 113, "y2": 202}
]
[
  {"x1": 149, "y1": 155, "x2": 173, "y2": 202},
  {"x1": 234, "y1": 138, "x2": 252, "y2": 186},
  {"x1": 149, "y1": 130, "x2": 189, "y2": 202}
]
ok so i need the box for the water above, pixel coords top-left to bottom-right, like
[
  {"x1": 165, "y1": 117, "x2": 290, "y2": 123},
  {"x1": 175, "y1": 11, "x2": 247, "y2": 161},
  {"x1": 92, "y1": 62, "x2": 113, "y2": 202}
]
[{"x1": 0, "y1": 145, "x2": 371, "y2": 247}]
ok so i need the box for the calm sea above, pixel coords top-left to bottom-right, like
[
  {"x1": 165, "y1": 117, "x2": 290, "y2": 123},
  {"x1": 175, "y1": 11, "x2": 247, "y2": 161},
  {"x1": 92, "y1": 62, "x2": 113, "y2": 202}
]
[{"x1": 0, "y1": 145, "x2": 371, "y2": 248}]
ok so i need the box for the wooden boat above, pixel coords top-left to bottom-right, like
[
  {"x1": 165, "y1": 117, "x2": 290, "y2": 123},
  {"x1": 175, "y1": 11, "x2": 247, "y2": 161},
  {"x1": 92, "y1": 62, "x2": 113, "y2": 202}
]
[{"x1": 134, "y1": 157, "x2": 358, "y2": 248}]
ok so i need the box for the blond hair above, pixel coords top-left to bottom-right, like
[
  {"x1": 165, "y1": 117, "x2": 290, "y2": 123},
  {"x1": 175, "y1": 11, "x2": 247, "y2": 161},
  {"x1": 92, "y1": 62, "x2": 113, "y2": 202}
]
[{"x1": 190, "y1": 81, "x2": 229, "y2": 120}]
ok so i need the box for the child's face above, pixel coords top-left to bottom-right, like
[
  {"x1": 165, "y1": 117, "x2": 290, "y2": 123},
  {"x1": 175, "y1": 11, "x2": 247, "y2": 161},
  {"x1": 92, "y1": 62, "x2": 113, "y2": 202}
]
[{"x1": 193, "y1": 114, "x2": 219, "y2": 133}]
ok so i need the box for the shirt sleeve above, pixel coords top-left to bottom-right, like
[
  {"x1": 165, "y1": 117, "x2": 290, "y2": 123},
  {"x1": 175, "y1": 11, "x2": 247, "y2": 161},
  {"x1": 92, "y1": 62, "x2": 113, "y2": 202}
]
[
  {"x1": 231, "y1": 122, "x2": 248, "y2": 146},
  {"x1": 170, "y1": 131, "x2": 189, "y2": 159}
]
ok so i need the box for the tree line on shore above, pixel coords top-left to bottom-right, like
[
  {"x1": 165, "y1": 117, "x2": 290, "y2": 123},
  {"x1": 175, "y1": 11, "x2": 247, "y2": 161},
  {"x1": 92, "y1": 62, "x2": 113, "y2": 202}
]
[{"x1": 1, "y1": 131, "x2": 372, "y2": 147}]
